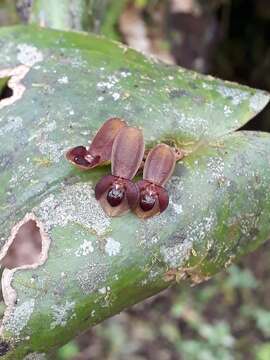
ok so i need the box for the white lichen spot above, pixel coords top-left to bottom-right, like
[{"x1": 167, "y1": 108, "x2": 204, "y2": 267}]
[
  {"x1": 224, "y1": 105, "x2": 233, "y2": 117},
  {"x1": 75, "y1": 240, "x2": 94, "y2": 257},
  {"x1": 161, "y1": 239, "x2": 193, "y2": 268},
  {"x1": 216, "y1": 85, "x2": 249, "y2": 105},
  {"x1": 172, "y1": 203, "x2": 183, "y2": 215},
  {"x1": 42, "y1": 119, "x2": 57, "y2": 133},
  {"x1": 105, "y1": 237, "x2": 121, "y2": 256},
  {"x1": 160, "y1": 209, "x2": 217, "y2": 268},
  {"x1": 97, "y1": 96, "x2": 104, "y2": 102},
  {"x1": 17, "y1": 44, "x2": 43, "y2": 67},
  {"x1": 207, "y1": 157, "x2": 225, "y2": 182},
  {"x1": 202, "y1": 82, "x2": 213, "y2": 90},
  {"x1": 97, "y1": 81, "x2": 113, "y2": 89},
  {"x1": 151, "y1": 236, "x2": 159, "y2": 244},
  {"x1": 97, "y1": 74, "x2": 119, "y2": 91},
  {"x1": 112, "y1": 92, "x2": 120, "y2": 101},
  {"x1": 120, "y1": 71, "x2": 131, "y2": 78},
  {"x1": 98, "y1": 287, "x2": 106, "y2": 294},
  {"x1": 249, "y1": 92, "x2": 270, "y2": 113},
  {"x1": 4, "y1": 299, "x2": 35, "y2": 337},
  {"x1": 50, "y1": 300, "x2": 75, "y2": 329},
  {"x1": 23, "y1": 353, "x2": 47, "y2": 360},
  {"x1": 171, "y1": 109, "x2": 208, "y2": 135},
  {"x1": 0, "y1": 116, "x2": 23, "y2": 135},
  {"x1": 58, "y1": 76, "x2": 69, "y2": 84},
  {"x1": 9, "y1": 164, "x2": 35, "y2": 188},
  {"x1": 149, "y1": 270, "x2": 160, "y2": 279},
  {"x1": 37, "y1": 140, "x2": 63, "y2": 163},
  {"x1": 36, "y1": 183, "x2": 111, "y2": 235}
]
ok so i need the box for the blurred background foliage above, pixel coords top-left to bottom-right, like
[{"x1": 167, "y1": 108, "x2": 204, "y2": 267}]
[{"x1": 1, "y1": 0, "x2": 270, "y2": 358}]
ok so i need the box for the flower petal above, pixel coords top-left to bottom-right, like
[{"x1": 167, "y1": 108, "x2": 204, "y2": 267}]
[
  {"x1": 89, "y1": 117, "x2": 127, "y2": 162},
  {"x1": 111, "y1": 126, "x2": 145, "y2": 179},
  {"x1": 143, "y1": 144, "x2": 176, "y2": 186}
]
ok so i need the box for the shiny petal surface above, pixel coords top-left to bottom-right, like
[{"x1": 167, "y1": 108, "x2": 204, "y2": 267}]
[
  {"x1": 99, "y1": 192, "x2": 130, "y2": 217},
  {"x1": 66, "y1": 146, "x2": 100, "y2": 170},
  {"x1": 133, "y1": 180, "x2": 158, "y2": 219},
  {"x1": 95, "y1": 175, "x2": 117, "y2": 200},
  {"x1": 89, "y1": 117, "x2": 127, "y2": 162},
  {"x1": 111, "y1": 127, "x2": 145, "y2": 179},
  {"x1": 133, "y1": 180, "x2": 169, "y2": 219},
  {"x1": 95, "y1": 176, "x2": 137, "y2": 217},
  {"x1": 143, "y1": 144, "x2": 176, "y2": 186}
]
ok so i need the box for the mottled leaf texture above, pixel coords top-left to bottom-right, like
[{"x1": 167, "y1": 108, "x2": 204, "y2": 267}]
[{"x1": 0, "y1": 25, "x2": 269, "y2": 359}]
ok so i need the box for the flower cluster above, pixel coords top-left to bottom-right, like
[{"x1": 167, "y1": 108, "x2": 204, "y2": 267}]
[{"x1": 66, "y1": 118, "x2": 180, "y2": 219}]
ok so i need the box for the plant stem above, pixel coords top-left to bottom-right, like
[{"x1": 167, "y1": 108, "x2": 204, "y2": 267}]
[{"x1": 29, "y1": 0, "x2": 128, "y2": 35}]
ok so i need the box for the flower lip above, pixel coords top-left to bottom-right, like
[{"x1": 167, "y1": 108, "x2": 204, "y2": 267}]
[
  {"x1": 66, "y1": 146, "x2": 101, "y2": 169},
  {"x1": 134, "y1": 180, "x2": 169, "y2": 219},
  {"x1": 140, "y1": 192, "x2": 156, "y2": 212},
  {"x1": 95, "y1": 175, "x2": 139, "y2": 217},
  {"x1": 107, "y1": 185, "x2": 125, "y2": 207},
  {"x1": 133, "y1": 143, "x2": 176, "y2": 219}
]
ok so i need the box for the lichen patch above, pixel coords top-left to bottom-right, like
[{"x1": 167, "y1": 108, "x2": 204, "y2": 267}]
[
  {"x1": 36, "y1": 183, "x2": 111, "y2": 236},
  {"x1": 58, "y1": 76, "x2": 69, "y2": 84},
  {"x1": 75, "y1": 240, "x2": 94, "y2": 257},
  {"x1": 4, "y1": 299, "x2": 35, "y2": 338},
  {"x1": 17, "y1": 44, "x2": 43, "y2": 67},
  {"x1": 23, "y1": 353, "x2": 47, "y2": 360},
  {"x1": 160, "y1": 239, "x2": 193, "y2": 268},
  {"x1": 37, "y1": 140, "x2": 64, "y2": 163},
  {"x1": 104, "y1": 237, "x2": 121, "y2": 256},
  {"x1": 249, "y1": 92, "x2": 270, "y2": 113},
  {"x1": 50, "y1": 300, "x2": 76, "y2": 329},
  {"x1": 216, "y1": 85, "x2": 249, "y2": 105},
  {"x1": 0, "y1": 116, "x2": 23, "y2": 135},
  {"x1": 158, "y1": 206, "x2": 216, "y2": 269},
  {"x1": 76, "y1": 263, "x2": 108, "y2": 294}
]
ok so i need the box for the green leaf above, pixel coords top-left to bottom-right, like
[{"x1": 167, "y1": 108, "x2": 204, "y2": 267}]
[
  {"x1": 256, "y1": 343, "x2": 270, "y2": 360},
  {"x1": 0, "y1": 26, "x2": 269, "y2": 359}
]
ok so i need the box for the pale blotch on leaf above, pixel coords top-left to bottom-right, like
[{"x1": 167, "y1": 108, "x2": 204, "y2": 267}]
[
  {"x1": 50, "y1": 301, "x2": 76, "y2": 329},
  {"x1": 17, "y1": 44, "x2": 43, "y2": 67},
  {"x1": 105, "y1": 237, "x2": 121, "y2": 256}
]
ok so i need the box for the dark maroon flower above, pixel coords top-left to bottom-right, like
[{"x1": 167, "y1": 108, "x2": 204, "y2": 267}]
[
  {"x1": 134, "y1": 144, "x2": 176, "y2": 219},
  {"x1": 66, "y1": 117, "x2": 126, "y2": 170},
  {"x1": 95, "y1": 126, "x2": 145, "y2": 217}
]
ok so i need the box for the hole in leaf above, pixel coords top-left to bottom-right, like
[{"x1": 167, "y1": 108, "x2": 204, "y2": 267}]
[
  {"x1": 0, "y1": 341, "x2": 9, "y2": 356},
  {"x1": 0, "y1": 220, "x2": 42, "y2": 270},
  {"x1": 0, "y1": 77, "x2": 13, "y2": 102}
]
